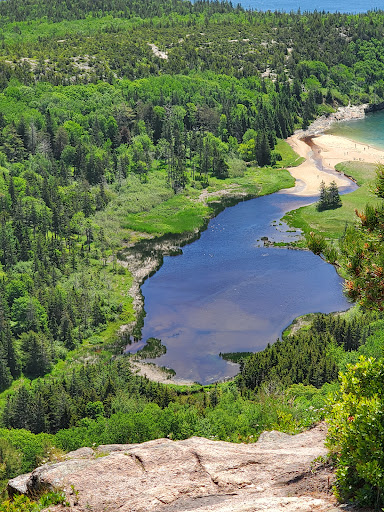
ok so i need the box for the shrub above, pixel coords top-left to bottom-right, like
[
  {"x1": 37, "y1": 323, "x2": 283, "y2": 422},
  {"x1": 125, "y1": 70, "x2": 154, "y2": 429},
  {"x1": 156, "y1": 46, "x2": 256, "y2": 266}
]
[
  {"x1": 227, "y1": 158, "x2": 246, "y2": 177},
  {"x1": 327, "y1": 357, "x2": 384, "y2": 507},
  {"x1": 0, "y1": 492, "x2": 68, "y2": 512}
]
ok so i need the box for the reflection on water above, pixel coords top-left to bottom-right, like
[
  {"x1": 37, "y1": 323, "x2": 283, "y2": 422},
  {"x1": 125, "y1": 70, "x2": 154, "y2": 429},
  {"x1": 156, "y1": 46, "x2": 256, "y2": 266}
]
[{"x1": 127, "y1": 180, "x2": 354, "y2": 385}]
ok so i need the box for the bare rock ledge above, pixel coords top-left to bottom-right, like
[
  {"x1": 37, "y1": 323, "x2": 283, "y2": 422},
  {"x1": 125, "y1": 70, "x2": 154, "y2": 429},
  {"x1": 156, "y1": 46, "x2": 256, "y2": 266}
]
[{"x1": 8, "y1": 424, "x2": 344, "y2": 512}]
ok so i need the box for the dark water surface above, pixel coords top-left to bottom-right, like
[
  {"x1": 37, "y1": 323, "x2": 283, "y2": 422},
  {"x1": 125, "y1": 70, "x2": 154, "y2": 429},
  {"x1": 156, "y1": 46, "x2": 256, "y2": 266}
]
[{"x1": 131, "y1": 178, "x2": 353, "y2": 384}]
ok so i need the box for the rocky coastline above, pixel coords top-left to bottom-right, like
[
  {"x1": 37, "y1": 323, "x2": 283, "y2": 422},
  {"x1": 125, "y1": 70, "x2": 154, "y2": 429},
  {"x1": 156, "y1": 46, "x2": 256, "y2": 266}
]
[{"x1": 296, "y1": 103, "x2": 369, "y2": 138}]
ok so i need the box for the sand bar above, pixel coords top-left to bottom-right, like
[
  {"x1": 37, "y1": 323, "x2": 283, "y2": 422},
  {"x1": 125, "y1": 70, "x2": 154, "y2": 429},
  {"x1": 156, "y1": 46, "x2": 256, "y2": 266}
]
[{"x1": 286, "y1": 133, "x2": 384, "y2": 196}]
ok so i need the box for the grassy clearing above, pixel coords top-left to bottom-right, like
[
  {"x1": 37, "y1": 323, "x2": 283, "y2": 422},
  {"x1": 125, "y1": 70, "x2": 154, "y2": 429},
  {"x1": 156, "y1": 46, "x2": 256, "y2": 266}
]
[
  {"x1": 336, "y1": 161, "x2": 377, "y2": 187},
  {"x1": 123, "y1": 194, "x2": 211, "y2": 235},
  {"x1": 120, "y1": 166, "x2": 295, "y2": 237},
  {"x1": 96, "y1": 158, "x2": 296, "y2": 241},
  {"x1": 283, "y1": 161, "x2": 378, "y2": 239},
  {"x1": 208, "y1": 166, "x2": 295, "y2": 198},
  {"x1": 274, "y1": 139, "x2": 305, "y2": 168},
  {"x1": 252, "y1": 167, "x2": 295, "y2": 195},
  {"x1": 93, "y1": 171, "x2": 174, "y2": 245}
]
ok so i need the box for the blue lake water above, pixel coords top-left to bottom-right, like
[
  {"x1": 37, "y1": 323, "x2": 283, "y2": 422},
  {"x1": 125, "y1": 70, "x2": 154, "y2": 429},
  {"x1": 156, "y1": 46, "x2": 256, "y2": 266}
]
[
  {"x1": 129, "y1": 170, "x2": 355, "y2": 384},
  {"x1": 236, "y1": 0, "x2": 382, "y2": 13}
]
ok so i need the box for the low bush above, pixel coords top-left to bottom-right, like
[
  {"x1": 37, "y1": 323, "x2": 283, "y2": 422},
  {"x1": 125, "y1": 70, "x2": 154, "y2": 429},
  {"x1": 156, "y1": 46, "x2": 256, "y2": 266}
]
[{"x1": 327, "y1": 357, "x2": 384, "y2": 508}]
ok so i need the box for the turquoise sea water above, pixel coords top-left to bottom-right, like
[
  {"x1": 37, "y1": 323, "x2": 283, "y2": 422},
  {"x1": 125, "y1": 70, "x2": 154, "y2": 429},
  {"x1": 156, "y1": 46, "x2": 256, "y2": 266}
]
[
  {"x1": 238, "y1": 0, "x2": 382, "y2": 13},
  {"x1": 327, "y1": 111, "x2": 384, "y2": 150}
]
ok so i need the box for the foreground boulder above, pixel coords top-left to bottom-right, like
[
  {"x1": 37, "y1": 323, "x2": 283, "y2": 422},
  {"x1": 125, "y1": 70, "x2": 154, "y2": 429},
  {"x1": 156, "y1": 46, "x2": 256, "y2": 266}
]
[{"x1": 8, "y1": 424, "x2": 340, "y2": 511}]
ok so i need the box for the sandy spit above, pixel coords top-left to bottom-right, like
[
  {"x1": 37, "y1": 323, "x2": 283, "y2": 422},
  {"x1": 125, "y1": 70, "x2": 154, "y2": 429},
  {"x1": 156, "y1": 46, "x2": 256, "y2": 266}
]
[
  {"x1": 286, "y1": 133, "x2": 384, "y2": 196},
  {"x1": 131, "y1": 361, "x2": 196, "y2": 386}
]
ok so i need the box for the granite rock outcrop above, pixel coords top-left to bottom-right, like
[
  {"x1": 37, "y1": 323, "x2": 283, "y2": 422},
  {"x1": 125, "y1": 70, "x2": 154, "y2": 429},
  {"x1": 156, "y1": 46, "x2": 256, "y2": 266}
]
[{"x1": 8, "y1": 423, "x2": 344, "y2": 512}]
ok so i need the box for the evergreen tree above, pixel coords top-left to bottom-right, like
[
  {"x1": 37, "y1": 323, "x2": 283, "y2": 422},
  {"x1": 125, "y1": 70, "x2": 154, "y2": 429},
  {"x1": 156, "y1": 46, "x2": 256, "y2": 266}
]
[
  {"x1": 20, "y1": 331, "x2": 52, "y2": 378},
  {"x1": 0, "y1": 347, "x2": 12, "y2": 392},
  {"x1": 317, "y1": 180, "x2": 327, "y2": 211},
  {"x1": 256, "y1": 132, "x2": 271, "y2": 166},
  {"x1": 327, "y1": 181, "x2": 342, "y2": 209},
  {"x1": 317, "y1": 180, "x2": 342, "y2": 211}
]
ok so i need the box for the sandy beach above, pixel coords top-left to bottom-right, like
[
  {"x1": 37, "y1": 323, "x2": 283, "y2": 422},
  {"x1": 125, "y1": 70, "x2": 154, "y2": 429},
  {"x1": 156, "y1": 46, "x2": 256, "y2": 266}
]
[
  {"x1": 131, "y1": 361, "x2": 196, "y2": 386},
  {"x1": 286, "y1": 133, "x2": 384, "y2": 196}
]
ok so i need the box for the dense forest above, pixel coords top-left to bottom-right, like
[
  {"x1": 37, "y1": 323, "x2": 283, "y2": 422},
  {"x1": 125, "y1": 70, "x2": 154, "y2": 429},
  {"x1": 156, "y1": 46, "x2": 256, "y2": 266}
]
[{"x1": 1, "y1": 0, "x2": 384, "y2": 509}]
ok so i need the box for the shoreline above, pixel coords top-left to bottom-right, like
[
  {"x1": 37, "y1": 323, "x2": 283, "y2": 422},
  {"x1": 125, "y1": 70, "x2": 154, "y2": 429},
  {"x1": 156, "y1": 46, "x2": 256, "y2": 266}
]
[
  {"x1": 121, "y1": 105, "x2": 384, "y2": 385},
  {"x1": 119, "y1": 192, "x2": 259, "y2": 385},
  {"x1": 285, "y1": 134, "x2": 353, "y2": 196},
  {"x1": 286, "y1": 131, "x2": 384, "y2": 197},
  {"x1": 313, "y1": 133, "x2": 384, "y2": 167},
  {"x1": 325, "y1": 133, "x2": 384, "y2": 154},
  {"x1": 131, "y1": 361, "x2": 196, "y2": 386},
  {"x1": 294, "y1": 104, "x2": 368, "y2": 138}
]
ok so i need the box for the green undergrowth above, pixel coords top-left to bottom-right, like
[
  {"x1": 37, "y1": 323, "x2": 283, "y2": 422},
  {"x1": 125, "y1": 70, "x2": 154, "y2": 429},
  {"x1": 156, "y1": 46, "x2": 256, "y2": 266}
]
[
  {"x1": 0, "y1": 492, "x2": 68, "y2": 511},
  {"x1": 100, "y1": 160, "x2": 295, "y2": 240},
  {"x1": 274, "y1": 139, "x2": 306, "y2": 168},
  {"x1": 0, "y1": 14, "x2": 144, "y2": 45},
  {"x1": 283, "y1": 161, "x2": 378, "y2": 239},
  {"x1": 93, "y1": 171, "x2": 175, "y2": 245},
  {"x1": 327, "y1": 356, "x2": 384, "y2": 508},
  {"x1": 123, "y1": 194, "x2": 210, "y2": 235},
  {"x1": 205, "y1": 167, "x2": 295, "y2": 203},
  {"x1": 51, "y1": 382, "x2": 328, "y2": 452}
]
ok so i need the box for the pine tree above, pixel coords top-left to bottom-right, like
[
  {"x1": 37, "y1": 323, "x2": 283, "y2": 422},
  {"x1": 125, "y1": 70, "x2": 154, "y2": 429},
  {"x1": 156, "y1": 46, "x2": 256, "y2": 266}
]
[
  {"x1": 317, "y1": 180, "x2": 342, "y2": 211},
  {"x1": 0, "y1": 347, "x2": 12, "y2": 392},
  {"x1": 317, "y1": 180, "x2": 328, "y2": 211},
  {"x1": 20, "y1": 331, "x2": 52, "y2": 378},
  {"x1": 256, "y1": 132, "x2": 271, "y2": 166},
  {"x1": 327, "y1": 181, "x2": 342, "y2": 209}
]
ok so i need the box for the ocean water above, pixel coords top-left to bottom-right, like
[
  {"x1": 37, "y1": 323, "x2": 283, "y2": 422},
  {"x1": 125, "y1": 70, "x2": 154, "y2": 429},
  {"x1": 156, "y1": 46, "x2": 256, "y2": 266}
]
[
  {"x1": 238, "y1": 0, "x2": 382, "y2": 13},
  {"x1": 327, "y1": 111, "x2": 384, "y2": 150}
]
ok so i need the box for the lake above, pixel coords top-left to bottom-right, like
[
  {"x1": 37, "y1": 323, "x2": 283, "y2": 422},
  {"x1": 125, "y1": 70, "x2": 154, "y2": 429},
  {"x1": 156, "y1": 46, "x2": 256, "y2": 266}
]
[
  {"x1": 128, "y1": 170, "x2": 355, "y2": 385},
  {"x1": 236, "y1": 0, "x2": 382, "y2": 13}
]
